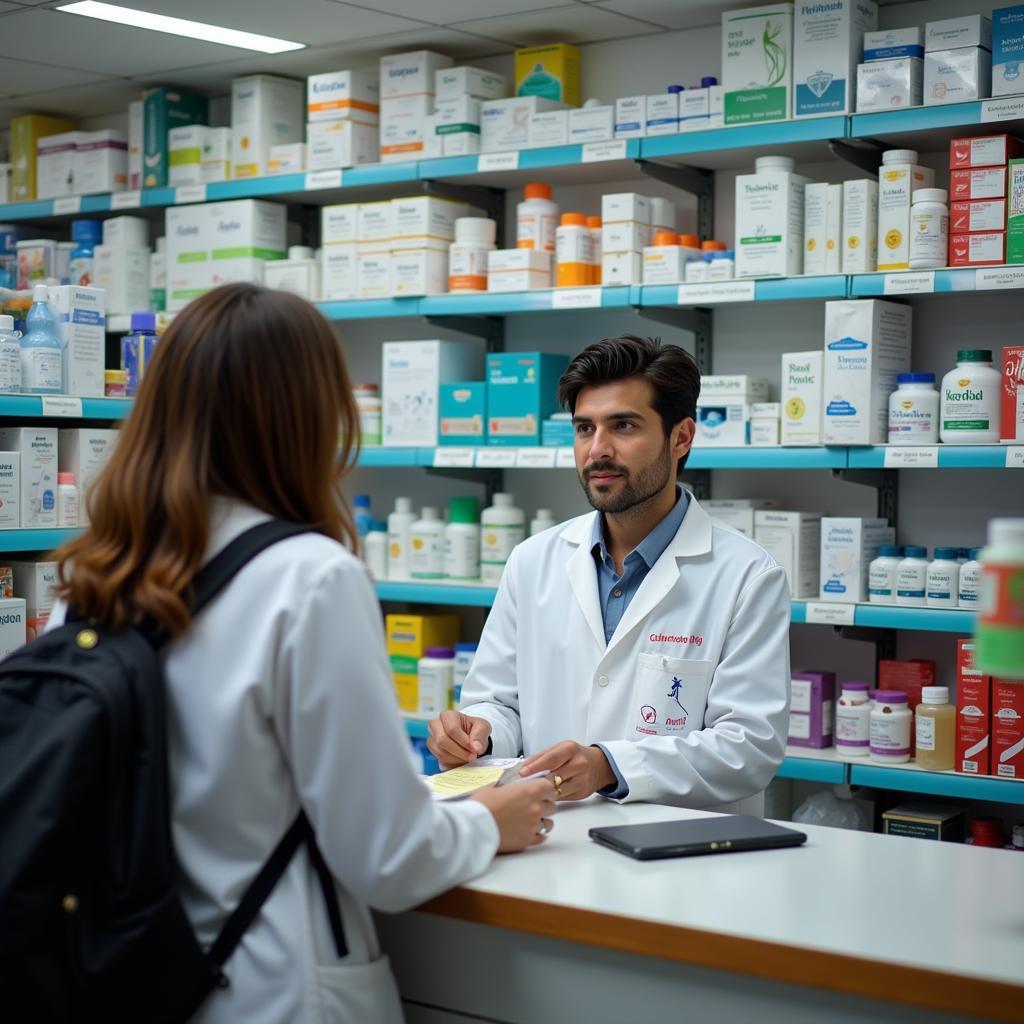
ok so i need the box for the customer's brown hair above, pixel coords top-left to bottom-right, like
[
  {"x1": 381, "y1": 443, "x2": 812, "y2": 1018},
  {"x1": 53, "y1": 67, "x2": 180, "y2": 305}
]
[{"x1": 54, "y1": 283, "x2": 359, "y2": 636}]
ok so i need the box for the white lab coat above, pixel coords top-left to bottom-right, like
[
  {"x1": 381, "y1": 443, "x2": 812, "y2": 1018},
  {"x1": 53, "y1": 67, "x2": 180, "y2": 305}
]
[
  {"x1": 461, "y1": 496, "x2": 791, "y2": 813},
  {"x1": 50, "y1": 499, "x2": 499, "y2": 1024}
]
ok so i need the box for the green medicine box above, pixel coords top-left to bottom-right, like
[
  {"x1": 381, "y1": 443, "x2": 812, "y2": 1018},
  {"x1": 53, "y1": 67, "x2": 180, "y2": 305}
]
[
  {"x1": 1007, "y1": 159, "x2": 1024, "y2": 265},
  {"x1": 439, "y1": 381, "x2": 486, "y2": 446},
  {"x1": 486, "y1": 352, "x2": 569, "y2": 446},
  {"x1": 143, "y1": 87, "x2": 209, "y2": 189}
]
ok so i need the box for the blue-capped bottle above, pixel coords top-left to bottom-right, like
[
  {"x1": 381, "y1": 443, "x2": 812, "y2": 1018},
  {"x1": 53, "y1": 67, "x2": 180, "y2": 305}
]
[
  {"x1": 121, "y1": 311, "x2": 159, "y2": 397},
  {"x1": 69, "y1": 219, "x2": 102, "y2": 288},
  {"x1": 21, "y1": 285, "x2": 63, "y2": 395}
]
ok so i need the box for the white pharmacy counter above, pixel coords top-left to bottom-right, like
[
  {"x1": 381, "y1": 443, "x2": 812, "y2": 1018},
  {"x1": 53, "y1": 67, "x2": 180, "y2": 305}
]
[{"x1": 376, "y1": 800, "x2": 1024, "y2": 1024}]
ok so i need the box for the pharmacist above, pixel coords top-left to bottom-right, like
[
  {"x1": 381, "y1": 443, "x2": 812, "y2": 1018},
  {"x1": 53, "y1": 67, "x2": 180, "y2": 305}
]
[{"x1": 428, "y1": 335, "x2": 791, "y2": 813}]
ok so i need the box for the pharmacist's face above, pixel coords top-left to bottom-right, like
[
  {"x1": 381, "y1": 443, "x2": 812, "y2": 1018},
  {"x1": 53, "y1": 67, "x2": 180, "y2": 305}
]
[{"x1": 573, "y1": 377, "x2": 689, "y2": 514}]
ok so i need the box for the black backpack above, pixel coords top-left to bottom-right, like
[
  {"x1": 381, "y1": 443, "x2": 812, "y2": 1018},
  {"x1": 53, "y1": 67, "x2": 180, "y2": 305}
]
[{"x1": 0, "y1": 520, "x2": 347, "y2": 1023}]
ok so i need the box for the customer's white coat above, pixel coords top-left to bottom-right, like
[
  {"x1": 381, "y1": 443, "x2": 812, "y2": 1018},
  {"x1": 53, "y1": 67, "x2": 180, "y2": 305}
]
[
  {"x1": 50, "y1": 499, "x2": 499, "y2": 1024},
  {"x1": 461, "y1": 496, "x2": 791, "y2": 813}
]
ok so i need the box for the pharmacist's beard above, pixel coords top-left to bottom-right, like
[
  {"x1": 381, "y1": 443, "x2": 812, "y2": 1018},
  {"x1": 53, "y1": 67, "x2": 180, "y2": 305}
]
[{"x1": 580, "y1": 441, "x2": 674, "y2": 517}]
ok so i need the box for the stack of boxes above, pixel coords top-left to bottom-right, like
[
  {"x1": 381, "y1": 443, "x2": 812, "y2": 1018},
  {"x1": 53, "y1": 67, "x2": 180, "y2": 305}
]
[
  {"x1": 95, "y1": 216, "x2": 151, "y2": 317},
  {"x1": 37, "y1": 129, "x2": 128, "y2": 199},
  {"x1": 487, "y1": 248, "x2": 552, "y2": 292},
  {"x1": 924, "y1": 15, "x2": 992, "y2": 106},
  {"x1": 485, "y1": 352, "x2": 568, "y2": 447},
  {"x1": 425, "y1": 67, "x2": 507, "y2": 159},
  {"x1": 386, "y1": 613, "x2": 460, "y2": 717},
  {"x1": 857, "y1": 27, "x2": 924, "y2": 111},
  {"x1": 230, "y1": 75, "x2": 304, "y2": 180},
  {"x1": 704, "y1": 498, "x2": 779, "y2": 538},
  {"x1": 601, "y1": 193, "x2": 674, "y2": 286},
  {"x1": 956, "y1": 638, "x2": 1024, "y2": 780},
  {"x1": 9, "y1": 114, "x2": 75, "y2": 201},
  {"x1": 380, "y1": 50, "x2": 451, "y2": 164},
  {"x1": 306, "y1": 68, "x2": 379, "y2": 171},
  {"x1": 167, "y1": 126, "x2": 232, "y2": 186},
  {"x1": 143, "y1": 87, "x2": 209, "y2": 189},
  {"x1": 695, "y1": 374, "x2": 769, "y2": 448}
]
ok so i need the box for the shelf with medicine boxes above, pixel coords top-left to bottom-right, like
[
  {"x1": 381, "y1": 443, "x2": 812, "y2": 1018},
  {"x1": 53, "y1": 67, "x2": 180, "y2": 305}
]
[
  {"x1": 849, "y1": 267, "x2": 1024, "y2": 298},
  {"x1": 849, "y1": 762, "x2": 1024, "y2": 807},
  {"x1": 0, "y1": 396, "x2": 133, "y2": 420},
  {"x1": 0, "y1": 529, "x2": 75, "y2": 553},
  {"x1": 639, "y1": 276, "x2": 850, "y2": 308},
  {"x1": 848, "y1": 446, "x2": 1023, "y2": 470}
]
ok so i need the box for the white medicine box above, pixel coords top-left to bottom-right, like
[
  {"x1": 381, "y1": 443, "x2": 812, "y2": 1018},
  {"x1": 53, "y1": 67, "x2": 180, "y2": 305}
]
[
  {"x1": 924, "y1": 48, "x2": 992, "y2": 105},
  {"x1": 10, "y1": 561, "x2": 58, "y2": 619},
  {"x1": 0, "y1": 428, "x2": 57, "y2": 529},
  {"x1": 306, "y1": 68, "x2": 379, "y2": 123},
  {"x1": 382, "y1": 340, "x2": 483, "y2": 447},
  {"x1": 165, "y1": 203, "x2": 210, "y2": 312},
  {"x1": 380, "y1": 50, "x2": 452, "y2": 100},
  {"x1": 47, "y1": 285, "x2": 106, "y2": 398},
  {"x1": 59, "y1": 428, "x2": 118, "y2": 524},
  {"x1": 0, "y1": 598, "x2": 26, "y2": 657},
  {"x1": 0, "y1": 451, "x2": 19, "y2": 528},
  {"x1": 819, "y1": 517, "x2": 895, "y2": 603},
  {"x1": 754, "y1": 510, "x2": 822, "y2": 599},
  {"x1": 94, "y1": 246, "x2": 150, "y2": 317},
  {"x1": 103, "y1": 215, "x2": 149, "y2": 249},
  {"x1": 781, "y1": 350, "x2": 824, "y2": 445},
  {"x1": 231, "y1": 75, "x2": 304, "y2": 179}
]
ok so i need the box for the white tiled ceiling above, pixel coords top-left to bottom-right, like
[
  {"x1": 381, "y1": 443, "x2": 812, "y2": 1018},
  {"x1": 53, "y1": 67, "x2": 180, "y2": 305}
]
[
  {"x1": 446, "y1": 5, "x2": 661, "y2": 46},
  {"x1": 587, "y1": 0, "x2": 737, "y2": 30}
]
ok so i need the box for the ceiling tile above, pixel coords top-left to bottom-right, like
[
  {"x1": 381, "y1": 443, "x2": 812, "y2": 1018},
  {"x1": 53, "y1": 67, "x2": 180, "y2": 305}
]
[
  {"x1": 0, "y1": 79, "x2": 143, "y2": 119},
  {"x1": 0, "y1": 57, "x2": 109, "y2": 96},
  {"x1": 587, "y1": 0, "x2": 731, "y2": 30},
  {"x1": 450, "y1": 5, "x2": 661, "y2": 46},
  {"x1": 0, "y1": 3, "x2": 25, "y2": 14},
  {"x1": 333, "y1": 0, "x2": 564, "y2": 24}
]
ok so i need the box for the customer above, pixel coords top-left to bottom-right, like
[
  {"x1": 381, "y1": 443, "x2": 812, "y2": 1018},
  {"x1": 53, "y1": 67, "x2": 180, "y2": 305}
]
[{"x1": 48, "y1": 284, "x2": 555, "y2": 1022}]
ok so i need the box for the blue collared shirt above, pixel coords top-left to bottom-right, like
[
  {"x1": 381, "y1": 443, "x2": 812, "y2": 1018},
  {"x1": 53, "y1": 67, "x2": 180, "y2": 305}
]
[{"x1": 589, "y1": 487, "x2": 690, "y2": 798}]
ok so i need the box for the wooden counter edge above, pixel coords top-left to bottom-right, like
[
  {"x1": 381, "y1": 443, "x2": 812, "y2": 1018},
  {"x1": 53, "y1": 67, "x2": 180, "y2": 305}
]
[{"x1": 416, "y1": 888, "x2": 1024, "y2": 1023}]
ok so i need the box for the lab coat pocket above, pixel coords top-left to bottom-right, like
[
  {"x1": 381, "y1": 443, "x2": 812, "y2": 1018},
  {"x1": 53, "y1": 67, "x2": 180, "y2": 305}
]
[
  {"x1": 314, "y1": 953, "x2": 404, "y2": 1023},
  {"x1": 633, "y1": 655, "x2": 711, "y2": 739}
]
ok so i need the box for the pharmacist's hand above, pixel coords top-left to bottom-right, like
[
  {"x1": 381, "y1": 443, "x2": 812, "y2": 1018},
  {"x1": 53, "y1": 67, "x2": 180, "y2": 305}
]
[
  {"x1": 520, "y1": 741, "x2": 616, "y2": 801},
  {"x1": 427, "y1": 710, "x2": 492, "y2": 769},
  {"x1": 470, "y1": 779, "x2": 557, "y2": 852}
]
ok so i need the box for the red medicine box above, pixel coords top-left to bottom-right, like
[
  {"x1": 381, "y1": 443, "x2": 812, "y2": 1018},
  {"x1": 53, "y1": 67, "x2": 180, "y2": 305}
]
[
  {"x1": 956, "y1": 639, "x2": 991, "y2": 776},
  {"x1": 879, "y1": 659, "x2": 935, "y2": 755},
  {"x1": 948, "y1": 232, "x2": 1006, "y2": 266},
  {"x1": 950, "y1": 199, "x2": 1007, "y2": 234},
  {"x1": 949, "y1": 134, "x2": 1024, "y2": 169},
  {"x1": 991, "y1": 680, "x2": 1024, "y2": 779},
  {"x1": 949, "y1": 166, "x2": 1007, "y2": 201}
]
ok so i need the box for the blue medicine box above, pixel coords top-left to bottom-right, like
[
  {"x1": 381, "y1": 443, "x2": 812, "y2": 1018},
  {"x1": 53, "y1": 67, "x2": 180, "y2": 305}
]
[
  {"x1": 486, "y1": 352, "x2": 569, "y2": 446},
  {"x1": 439, "y1": 381, "x2": 486, "y2": 445},
  {"x1": 541, "y1": 416, "x2": 575, "y2": 447}
]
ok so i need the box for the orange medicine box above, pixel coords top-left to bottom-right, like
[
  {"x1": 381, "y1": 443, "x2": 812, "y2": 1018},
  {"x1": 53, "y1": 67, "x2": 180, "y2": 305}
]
[
  {"x1": 992, "y1": 679, "x2": 1024, "y2": 779},
  {"x1": 956, "y1": 639, "x2": 991, "y2": 775}
]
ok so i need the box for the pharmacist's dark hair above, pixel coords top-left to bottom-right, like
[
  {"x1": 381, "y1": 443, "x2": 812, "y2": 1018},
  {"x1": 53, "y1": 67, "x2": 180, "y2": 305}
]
[
  {"x1": 54, "y1": 283, "x2": 359, "y2": 636},
  {"x1": 557, "y1": 334, "x2": 700, "y2": 472}
]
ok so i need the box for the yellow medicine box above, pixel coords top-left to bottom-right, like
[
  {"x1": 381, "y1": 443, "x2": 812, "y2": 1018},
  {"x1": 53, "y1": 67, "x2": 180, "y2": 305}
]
[
  {"x1": 385, "y1": 613, "x2": 460, "y2": 658},
  {"x1": 10, "y1": 114, "x2": 76, "y2": 201},
  {"x1": 515, "y1": 43, "x2": 581, "y2": 107}
]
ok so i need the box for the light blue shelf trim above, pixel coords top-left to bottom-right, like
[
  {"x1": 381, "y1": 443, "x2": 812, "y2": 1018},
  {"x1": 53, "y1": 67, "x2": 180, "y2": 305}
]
[
  {"x1": 403, "y1": 719, "x2": 431, "y2": 740},
  {"x1": 420, "y1": 286, "x2": 632, "y2": 316},
  {"x1": 0, "y1": 528, "x2": 78, "y2": 552},
  {"x1": 141, "y1": 187, "x2": 176, "y2": 208},
  {"x1": 318, "y1": 297, "x2": 421, "y2": 320},
  {"x1": 0, "y1": 395, "x2": 133, "y2": 419},
  {"x1": 848, "y1": 445, "x2": 1009, "y2": 469},
  {"x1": 854, "y1": 605, "x2": 975, "y2": 633},
  {"x1": 419, "y1": 140, "x2": 642, "y2": 181},
  {"x1": 638, "y1": 276, "x2": 847, "y2": 308},
  {"x1": 777, "y1": 757, "x2": 848, "y2": 784},
  {"x1": 790, "y1": 602, "x2": 808, "y2": 624},
  {"x1": 850, "y1": 764, "x2": 1024, "y2": 805},
  {"x1": 639, "y1": 116, "x2": 848, "y2": 158},
  {"x1": 376, "y1": 581, "x2": 498, "y2": 607},
  {"x1": 359, "y1": 448, "x2": 436, "y2": 467},
  {"x1": 687, "y1": 447, "x2": 848, "y2": 469},
  {"x1": 850, "y1": 101, "x2": 983, "y2": 138},
  {"x1": 850, "y1": 268, "x2": 986, "y2": 296}
]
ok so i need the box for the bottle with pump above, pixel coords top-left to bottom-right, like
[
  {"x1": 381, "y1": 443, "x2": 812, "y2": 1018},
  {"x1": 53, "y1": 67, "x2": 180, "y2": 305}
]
[
  {"x1": 915, "y1": 686, "x2": 955, "y2": 771},
  {"x1": 480, "y1": 493, "x2": 526, "y2": 584},
  {"x1": 0, "y1": 314, "x2": 21, "y2": 394},
  {"x1": 57, "y1": 472, "x2": 79, "y2": 528},
  {"x1": 387, "y1": 497, "x2": 417, "y2": 580},
  {"x1": 530, "y1": 508, "x2": 556, "y2": 536},
  {"x1": 21, "y1": 286, "x2": 63, "y2": 395},
  {"x1": 69, "y1": 219, "x2": 101, "y2": 287}
]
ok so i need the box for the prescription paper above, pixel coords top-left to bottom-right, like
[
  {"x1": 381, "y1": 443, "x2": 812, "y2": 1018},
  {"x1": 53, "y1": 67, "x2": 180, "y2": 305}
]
[{"x1": 428, "y1": 757, "x2": 524, "y2": 799}]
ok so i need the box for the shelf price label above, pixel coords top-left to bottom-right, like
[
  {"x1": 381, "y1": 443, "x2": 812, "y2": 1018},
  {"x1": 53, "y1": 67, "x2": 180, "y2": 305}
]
[
  {"x1": 305, "y1": 169, "x2": 342, "y2": 191},
  {"x1": 555, "y1": 447, "x2": 577, "y2": 469},
  {"x1": 982, "y1": 97, "x2": 1024, "y2": 122},
  {"x1": 550, "y1": 287, "x2": 602, "y2": 310},
  {"x1": 477, "y1": 152, "x2": 519, "y2": 173},
  {"x1": 175, "y1": 184, "x2": 207, "y2": 204},
  {"x1": 582, "y1": 140, "x2": 627, "y2": 163},
  {"x1": 975, "y1": 267, "x2": 1024, "y2": 291},
  {"x1": 53, "y1": 197, "x2": 81, "y2": 215},
  {"x1": 804, "y1": 602, "x2": 856, "y2": 626},
  {"x1": 516, "y1": 448, "x2": 556, "y2": 468},
  {"x1": 41, "y1": 396, "x2": 83, "y2": 418},
  {"x1": 1007, "y1": 447, "x2": 1024, "y2": 468},
  {"x1": 677, "y1": 280, "x2": 756, "y2": 305},
  {"x1": 883, "y1": 446, "x2": 939, "y2": 468},
  {"x1": 111, "y1": 190, "x2": 142, "y2": 210},
  {"x1": 433, "y1": 447, "x2": 475, "y2": 468},
  {"x1": 883, "y1": 272, "x2": 934, "y2": 295},
  {"x1": 475, "y1": 448, "x2": 517, "y2": 468}
]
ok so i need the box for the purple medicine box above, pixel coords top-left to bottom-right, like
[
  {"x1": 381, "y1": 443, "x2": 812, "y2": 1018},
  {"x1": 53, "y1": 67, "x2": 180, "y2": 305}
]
[{"x1": 789, "y1": 671, "x2": 836, "y2": 748}]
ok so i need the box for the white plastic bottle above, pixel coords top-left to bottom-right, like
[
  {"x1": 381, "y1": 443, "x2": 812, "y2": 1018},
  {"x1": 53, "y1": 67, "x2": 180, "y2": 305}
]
[
  {"x1": 530, "y1": 508, "x2": 556, "y2": 536},
  {"x1": 926, "y1": 547, "x2": 960, "y2": 607},
  {"x1": 940, "y1": 349, "x2": 1001, "y2": 444},
  {"x1": 958, "y1": 547, "x2": 982, "y2": 608},
  {"x1": 387, "y1": 497, "x2": 417, "y2": 580},
  {"x1": 57, "y1": 472, "x2": 79, "y2": 528},
  {"x1": 453, "y1": 641, "x2": 478, "y2": 707},
  {"x1": 0, "y1": 314, "x2": 21, "y2": 394},
  {"x1": 909, "y1": 188, "x2": 948, "y2": 270},
  {"x1": 410, "y1": 506, "x2": 444, "y2": 580},
  {"x1": 555, "y1": 212, "x2": 594, "y2": 287},
  {"x1": 888, "y1": 373, "x2": 939, "y2": 444},
  {"x1": 449, "y1": 217, "x2": 497, "y2": 292},
  {"x1": 417, "y1": 646, "x2": 455, "y2": 718},
  {"x1": 517, "y1": 182, "x2": 559, "y2": 253},
  {"x1": 869, "y1": 690, "x2": 912, "y2": 764},
  {"x1": 480, "y1": 493, "x2": 525, "y2": 584},
  {"x1": 21, "y1": 285, "x2": 63, "y2": 395},
  {"x1": 444, "y1": 496, "x2": 480, "y2": 581},
  {"x1": 364, "y1": 521, "x2": 388, "y2": 579},
  {"x1": 835, "y1": 681, "x2": 871, "y2": 757},
  {"x1": 895, "y1": 546, "x2": 929, "y2": 606},
  {"x1": 868, "y1": 545, "x2": 902, "y2": 604}
]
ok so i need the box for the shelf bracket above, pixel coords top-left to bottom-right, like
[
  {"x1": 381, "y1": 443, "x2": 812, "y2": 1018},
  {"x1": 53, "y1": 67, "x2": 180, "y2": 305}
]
[
  {"x1": 830, "y1": 468, "x2": 898, "y2": 523},
  {"x1": 634, "y1": 307, "x2": 712, "y2": 374},
  {"x1": 423, "y1": 315, "x2": 505, "y2": 351},
  {"x1": 828, "y1": 138, "x2": 886, "y2": 177},
  {"x1": 636, "y1": 160, "x2": 714, "y2": 242}
]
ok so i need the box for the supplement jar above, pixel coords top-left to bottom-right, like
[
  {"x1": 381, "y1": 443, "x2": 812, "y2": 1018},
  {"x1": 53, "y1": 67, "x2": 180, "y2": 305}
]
[
  {"x1": 888, "y1": 372, "x2": 938, "y2": 444},
  {"x1": 909, "y1": 188, "x2": 948, "y2": 270}
]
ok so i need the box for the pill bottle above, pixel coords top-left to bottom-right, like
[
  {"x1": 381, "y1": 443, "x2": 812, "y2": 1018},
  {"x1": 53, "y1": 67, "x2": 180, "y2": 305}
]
[
  {"x1": 453, "y1": 641, "x2": 478, "y2": 707},
  {"x1": 966, "y1": 817, "x2": 1005, "y2": 848},
  {"x1": 868, "y1": 545, "x2": 903, "y2": 603},
  {"x1": 976, "y1": 517, "x2": 1024, "y2": 677},
  {"x1": 926, "y1": 547, "x2": 960, "y2": 608},
  {"x1": 480, "y1": 492, "x2": 525, "y2": 584},
  {"x1": 555, "y1": 212, "x2": 594, "y2": 287},
  {"x1": 531, "y1": 507, "x2": 556, "y2": 536},
  {"x1": 915, "y1": 685, "x2": 955, "y2": 771},
  {"x1": 517, "y1": 182, "x2": 558, "y2": 253},
  {"x1": 940, "y1": 349, "x2": 1001, "y2": 445},
  {"x1": 387, "y1": 496, "x2": 417, "y2": 580},
  {"x1": 364, "y1": 520, "x2": 388, "y2": 579},
  {"x1": 449, "y1": 217, "x2": 497, "y2": 292},
  {"x1": 909, "y1": 188, "x2": 948, "y2": 270},
  {"x1": 410, "y1": 506, "x2": 445, "y2": 580},
  {"x1": 417, "y1": 646, "x2": 455, "y2": 718},
  {"x1": 958, "y1": 547, "x2": 982, "y2": 608},
  {"x1": 895, "y1": 546, "x2": 929, "y2": 606},
  {"x1": 587, "y1": 215, "x2": 602, "y2": 284},
  {"x1": 0, "y1": 314, "x2": 21, "y2": 394},
  {"x1": 835, "y1": 681, "x2": 871, "y2": 756},
  {"x1": 869, "y1": 690, "x2": 912, "y2": 763},
  {"x1": 353, "y1": 383, "x2": 382, "y2": 446},
  {"x1": 57, "y1": 472, "x2": 79, "y2": 528},
  {"x1": 888, "y1": 372, "x2": 939, "y2": 444},
  {"x1": 444, "y1": 496, "x2": 480, "y2": 581},
  {"x1": 104, "y1": 368, "x2": 128, "y2": 398}
]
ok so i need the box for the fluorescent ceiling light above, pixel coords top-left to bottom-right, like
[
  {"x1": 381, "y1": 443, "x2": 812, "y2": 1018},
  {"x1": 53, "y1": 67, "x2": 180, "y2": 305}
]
[{"x1": 56, "y1": 1, "x2": 305, "y2": 54}]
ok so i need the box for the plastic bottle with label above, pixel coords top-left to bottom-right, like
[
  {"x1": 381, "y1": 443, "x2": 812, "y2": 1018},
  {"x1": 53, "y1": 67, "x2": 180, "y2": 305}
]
[
  {"x1": 915, "y1": 685, "x2": 955, "y2": 771},
  {"x1": 958, "y1": 547, "x2": 982, "y2": 608},
  {"x1": 57, "y1": 471, "x2": 79, "y2": 528},
  {"x1": 0, "y1": 314, "x2": 21, "y2": 394},
  {"x1": 410, "y1": 506, "x2": 445, "y2": 580},
  {"x1": 444, "y1": 496, "x2": 480, "y2": 581},
  {"x1": 417, "y1": 646, "x2": 455, "y2": 718},
  {"x1": 387, "y1": 496, "x2": 417, "y2": 580},
  {"x1": 909, "y1": 188, "x2": 948, "y2": 271},
  {"x1": 870, "y1": 690, "x2": 912, "y2": 764},
  {"x1": 449, "y1": 217, "x2": 497, "y2": 292},
  {"x1": 69, "y1": 219, "x2": 101, "y2": 287},
  {"x1": 868, "y1": 545, "x2": 903, "y2": 604},
  {"x1": 895, "y1": 546, "x2": 929, "y2": 606},
  {"x1": 555, "y1": 212, "x2": 594, "y2": 287},
  {"x1": 530, "y1": 508, "x2": 556, "y2": 536},
  {"x1": 364, "y1": 520, "x2": 388, "y2": 579},
  {"x1": 453, "y1": 641, "x2": 478, "y2": 707},
  {"x1": 480, "y1": 493, "x2": 525, "y2": 584},
  {"x1": 940, "y1": 349, "x2": 1001, "y2": 444},
  {"x1": 888, "y1": 373, "x2": 939, "y2": 444},
  {"x1": 835, "y1": 681, "x2": 871, "y2": 757},
  {"x1": 925, "y1": 547, "x2": 960, "y2": 607},
  {"x1": 517, "y1": 183, "x2": 559, "y2": 253},
  {"x1": 976, "y1": 517, "x2": 1024, "y2": 677},
  {"x1": 21, "y1": 286, "x2": 63, "y2": 395}
]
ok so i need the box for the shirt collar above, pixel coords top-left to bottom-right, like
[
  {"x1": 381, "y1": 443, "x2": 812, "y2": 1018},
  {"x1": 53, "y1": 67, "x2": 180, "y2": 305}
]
[{"x1": 590, "y1": 486, "x2": 689, "y2": 571}]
